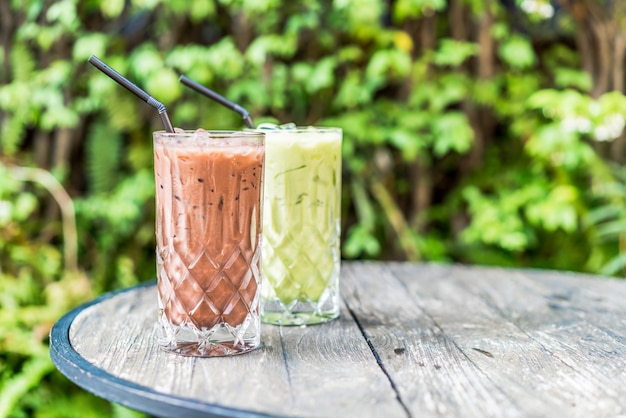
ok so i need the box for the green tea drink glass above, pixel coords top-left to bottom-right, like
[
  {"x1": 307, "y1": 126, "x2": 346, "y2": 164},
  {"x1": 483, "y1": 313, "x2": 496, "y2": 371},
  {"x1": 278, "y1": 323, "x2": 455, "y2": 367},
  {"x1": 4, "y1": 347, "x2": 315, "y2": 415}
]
[{"x1": 258, "y1": 126, "x2": 342, "y2": 325}]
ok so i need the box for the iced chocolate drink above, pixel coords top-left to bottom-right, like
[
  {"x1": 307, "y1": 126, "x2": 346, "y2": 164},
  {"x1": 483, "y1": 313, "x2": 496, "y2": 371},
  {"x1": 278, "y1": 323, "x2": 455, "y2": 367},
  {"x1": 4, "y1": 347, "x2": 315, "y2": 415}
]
[{"x1": 153, "y1": 130, "x2": 264, "y2": 356}]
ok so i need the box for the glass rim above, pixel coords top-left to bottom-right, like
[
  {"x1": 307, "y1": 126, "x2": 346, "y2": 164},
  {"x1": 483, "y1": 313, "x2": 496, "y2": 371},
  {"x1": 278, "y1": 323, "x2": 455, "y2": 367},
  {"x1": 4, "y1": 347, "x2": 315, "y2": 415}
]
[
  {"x1": 153, "y1": 130, "x2": 265, "y2": 138},
  {"x1": 246, "y1": 126, "x2": 342, "y2": 134}
]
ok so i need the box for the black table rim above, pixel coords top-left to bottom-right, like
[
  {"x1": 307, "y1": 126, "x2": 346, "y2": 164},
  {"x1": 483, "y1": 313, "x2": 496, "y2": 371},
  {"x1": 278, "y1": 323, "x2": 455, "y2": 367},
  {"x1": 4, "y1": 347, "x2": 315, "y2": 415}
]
[{"x1": 49, "y1": 281, "x2": 281, "y2": 418}]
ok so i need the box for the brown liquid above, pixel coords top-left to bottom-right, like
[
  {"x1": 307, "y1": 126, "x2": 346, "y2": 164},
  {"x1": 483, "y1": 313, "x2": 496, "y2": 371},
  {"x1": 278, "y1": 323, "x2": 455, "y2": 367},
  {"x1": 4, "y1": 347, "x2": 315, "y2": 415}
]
[{"x1": 154, "y1": 134, "x2": 264, "y2": 331}]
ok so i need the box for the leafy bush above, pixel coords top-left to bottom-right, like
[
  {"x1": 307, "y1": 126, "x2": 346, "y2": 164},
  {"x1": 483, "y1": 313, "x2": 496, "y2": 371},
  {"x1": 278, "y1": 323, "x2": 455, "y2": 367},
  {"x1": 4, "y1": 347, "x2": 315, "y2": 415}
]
[
  {"x1": 1, "y1": 0, "x2": 626, "y2": 415},
  {"x1": 0, "y1": 163, "x2": 121, "y2": 416}
]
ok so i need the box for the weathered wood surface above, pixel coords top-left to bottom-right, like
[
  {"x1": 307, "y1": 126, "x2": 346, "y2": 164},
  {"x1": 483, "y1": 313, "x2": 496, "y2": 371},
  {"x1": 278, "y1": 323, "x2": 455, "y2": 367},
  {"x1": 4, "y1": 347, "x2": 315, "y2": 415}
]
[{"x1": 57, "y1": 262, "x2": 626, "y2": 417}]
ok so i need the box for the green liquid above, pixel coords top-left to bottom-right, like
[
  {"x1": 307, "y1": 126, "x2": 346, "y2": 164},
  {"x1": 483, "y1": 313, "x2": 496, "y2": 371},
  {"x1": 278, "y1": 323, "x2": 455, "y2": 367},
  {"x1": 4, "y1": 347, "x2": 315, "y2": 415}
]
[{"x1": 261, "y1": 129, "x2": 342, "y2": 308}]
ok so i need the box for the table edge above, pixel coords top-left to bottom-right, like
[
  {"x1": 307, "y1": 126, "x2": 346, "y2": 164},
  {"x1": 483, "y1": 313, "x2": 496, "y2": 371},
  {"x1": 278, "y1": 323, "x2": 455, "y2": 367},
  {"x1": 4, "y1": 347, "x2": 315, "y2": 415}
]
[
  {"x1": 49, "y1": 262, "x2": 621, "y2": 417},
  {"x1": 49, "y1": 281, "x2": 278, "y2": 418}
]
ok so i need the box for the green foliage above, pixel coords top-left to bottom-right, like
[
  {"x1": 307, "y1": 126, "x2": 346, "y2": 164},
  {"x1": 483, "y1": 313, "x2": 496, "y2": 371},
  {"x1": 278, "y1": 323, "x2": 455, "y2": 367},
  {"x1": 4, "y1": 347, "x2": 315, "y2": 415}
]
[
  {"x1": 2, "y1": 0, "x2": 626, "y2": 415},
  {"x1": 0, "y1": 165, "x2": 60, "y2": 283},
  {"x1": 85, "y1": 123, "x2": 122, "y2": 194},
  {"x1": 0, "y1": 162, "x2": 106, "y2": 416},
  {"x1": 499, "y1": 35, "x2": 536, "y2": 69},
  {"x1": 585, "y1": 164, "x2": 626, "y2": 276},
  {"x1": 393, "y1": 0, "x2": 446, "y2": 21},
  {"x1": 433, "y1": 39, "x2": 479, "y2": 67},
  {"x1": 75, "y1": 168, "x2": 155, "y2": 292}
]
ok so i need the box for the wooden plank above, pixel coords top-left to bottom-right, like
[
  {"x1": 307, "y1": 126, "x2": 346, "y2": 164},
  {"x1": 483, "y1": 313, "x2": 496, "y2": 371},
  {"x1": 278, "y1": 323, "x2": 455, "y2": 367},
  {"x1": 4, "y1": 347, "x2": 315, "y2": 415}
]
[
  {"x1": 385, "y1": 262, "x2": 626, "y2": 417},
  {"x1": 275, "y1": 317, "x2": 405, "y2": 416},
  {"x1": 470, "y1": 267, "x2": 626, "y2": 406},
  {"x1": 340, "y1": 262, "x2": 521, "y2": 418},
  {"x1": 69, "y1": 280, "x2": 406, "y2": 417},
  {"x1": 70, "y1": 286, "x2": 289, "y2": 413},
  {"x1": 62, "y1": 261, "x2": 626, "y2": 417}
]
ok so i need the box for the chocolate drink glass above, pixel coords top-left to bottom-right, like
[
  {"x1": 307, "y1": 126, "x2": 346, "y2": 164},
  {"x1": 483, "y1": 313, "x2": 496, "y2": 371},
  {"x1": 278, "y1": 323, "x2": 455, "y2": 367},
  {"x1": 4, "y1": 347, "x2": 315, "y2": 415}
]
[
  {"x1": 254, "y1": 126, "x2": 342, "y2": 325},
  {"x1": 153, "y1": 130, "x2": 264, "y2": 356}
]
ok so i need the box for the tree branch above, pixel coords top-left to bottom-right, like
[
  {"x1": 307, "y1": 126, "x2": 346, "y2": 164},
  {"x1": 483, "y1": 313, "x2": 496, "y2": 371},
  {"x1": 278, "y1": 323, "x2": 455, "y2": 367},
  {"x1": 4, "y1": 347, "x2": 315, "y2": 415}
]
[{"x1": 9, "y1": 166, "x2": 78, "y2": 273}]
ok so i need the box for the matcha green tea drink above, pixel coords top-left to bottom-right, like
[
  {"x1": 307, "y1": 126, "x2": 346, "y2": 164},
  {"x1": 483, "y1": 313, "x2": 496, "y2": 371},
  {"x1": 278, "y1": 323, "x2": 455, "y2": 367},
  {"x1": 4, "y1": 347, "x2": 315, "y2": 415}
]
[{"x1": 259, "y1": 126, "x2": 342, "y2": 325}]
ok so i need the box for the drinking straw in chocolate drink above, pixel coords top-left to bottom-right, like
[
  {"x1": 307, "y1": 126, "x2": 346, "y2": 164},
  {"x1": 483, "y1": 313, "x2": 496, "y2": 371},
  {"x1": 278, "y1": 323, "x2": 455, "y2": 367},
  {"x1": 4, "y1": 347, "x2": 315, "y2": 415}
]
[
  {"x1": 179, "y1": 75, "x2": 254, "y2": 129},
  {"x1": 88, "y1": 55, "x2": 175, "y2": 133}
]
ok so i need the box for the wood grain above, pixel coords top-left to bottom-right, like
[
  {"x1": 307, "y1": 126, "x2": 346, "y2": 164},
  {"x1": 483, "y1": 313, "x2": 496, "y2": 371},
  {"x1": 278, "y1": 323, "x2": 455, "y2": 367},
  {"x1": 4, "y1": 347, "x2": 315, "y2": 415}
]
[
  {"x1": 69, "y1": 275, "x2": 405, "y2": 417},
  {"x1": 385, "y1": 262, "x2": 626, "y2": 417},
  {"x1": 63, "y1": 262, "x2": 626, "y2": 417}
]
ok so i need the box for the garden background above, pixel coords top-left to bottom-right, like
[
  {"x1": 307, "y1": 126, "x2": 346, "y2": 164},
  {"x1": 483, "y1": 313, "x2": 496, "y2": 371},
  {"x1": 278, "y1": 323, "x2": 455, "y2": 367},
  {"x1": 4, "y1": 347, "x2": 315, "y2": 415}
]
[{"x1": 1, "y1": 0, "x2": 626, "y2": 416}]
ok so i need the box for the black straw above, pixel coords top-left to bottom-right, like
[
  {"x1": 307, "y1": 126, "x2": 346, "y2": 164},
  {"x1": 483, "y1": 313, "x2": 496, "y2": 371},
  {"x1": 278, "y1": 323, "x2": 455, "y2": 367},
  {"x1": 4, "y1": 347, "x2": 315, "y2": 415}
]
[
  {"x1": 178, "y1": 75, "x2": 254, "y2": 129},
  {"x1": 88, "y1": 55, "x2": 175, "y2": 133}
]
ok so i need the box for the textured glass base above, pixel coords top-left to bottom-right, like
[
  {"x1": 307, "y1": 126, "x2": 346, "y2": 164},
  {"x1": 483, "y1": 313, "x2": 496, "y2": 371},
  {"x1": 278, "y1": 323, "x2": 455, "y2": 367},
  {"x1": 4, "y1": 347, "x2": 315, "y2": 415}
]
[
  {"x1": 261, "y1": 310, "x2": 339, "y2": 326},
  {"x1": 159, "y1": 340, "x2": 260, "y2": 357},
  {"x1": 261, "y1": 299, "x2": 339, "y2": 326},
  {"x1": 157, "y1": 319, "x2": 260, "y2": 357}
]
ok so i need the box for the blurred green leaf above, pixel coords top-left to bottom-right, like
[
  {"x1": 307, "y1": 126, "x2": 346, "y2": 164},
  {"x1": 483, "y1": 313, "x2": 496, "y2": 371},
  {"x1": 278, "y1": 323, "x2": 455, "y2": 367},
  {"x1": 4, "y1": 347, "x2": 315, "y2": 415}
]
[
  {"x1": 73, "y1": 34, "x2": 108, "y2": 62},
  {"x1": 307, "y1": 57, "x2": 337, "y2": 94},
  {"x1": 499, "y1": 35, "x2": 536, "y2": 69},
  {"x1": 594, "y1": 220, "x2": 626, "y2": 240},
  {"x1": 433, "y1": 39, "x2": 479, "y2": 67},
  {"x1": 246, "y1": 34, "x2": 296, "y2": 65},
  {"x1": 12, "y1": 194, "x2": 38, "y2": 222},
  {"x1": 343, "y1": 225, "x2": 381, "y2": 258},
  {"x1": 0, "y1": 356, "x2": 55, "y2": 417},
  {"x1": 554, "y1": 68, "x2": 592, "y2": 91},
  {"x1": 389, "y1": 129, "x2": 423, "y2": 161},
  {"x1": 46, "y1": 0, "x2": 78, "y2": 29},
  {"x1": 100, "y1": 0, "x2": 125, "y2": 18},
  {"x1": 145, "y1": 67, "x2": 182, "y2": 104},
  {"x1": 366, "y1": 49, "x2": 412, "y2": 84},
  {"x1": 393, "y1": 0, "x2": 446, "y2": 21},
  {"x1": 526, "y1": 186, "x2": 579, "y2": 232},
  {"x1": 584, "y1": 205, "x2": 624, "y2": 228},
  {"x1": 431, "y1": 112, "x2": 474, "y2": 156},
  {"x1": 189, "y1": 0, "x2": 216, "y2": 21},
  {"x1": 130, "y1": 45, "x2": 164, "y2": 81},
  {"x1": 600, "y1": 253, "x2": 626, "y2": 276},
  {"x1": 334, "y1": 71, "x2": 373, "y2": 108}
]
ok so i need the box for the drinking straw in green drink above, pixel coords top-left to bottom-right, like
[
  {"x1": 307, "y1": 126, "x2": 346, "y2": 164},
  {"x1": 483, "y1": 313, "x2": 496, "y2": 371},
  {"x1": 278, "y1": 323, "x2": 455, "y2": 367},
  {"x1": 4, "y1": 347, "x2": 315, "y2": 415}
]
[{"x1": 178, "y1": 75, "x2": 254, "y2": 129}]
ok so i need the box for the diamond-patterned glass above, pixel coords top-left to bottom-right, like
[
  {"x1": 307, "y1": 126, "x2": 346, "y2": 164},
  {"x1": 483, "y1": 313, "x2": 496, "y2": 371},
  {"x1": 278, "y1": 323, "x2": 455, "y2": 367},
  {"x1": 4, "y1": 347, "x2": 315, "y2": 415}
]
[{"x1": 154, "y1": 130, "x2": 264, "y2": 356}]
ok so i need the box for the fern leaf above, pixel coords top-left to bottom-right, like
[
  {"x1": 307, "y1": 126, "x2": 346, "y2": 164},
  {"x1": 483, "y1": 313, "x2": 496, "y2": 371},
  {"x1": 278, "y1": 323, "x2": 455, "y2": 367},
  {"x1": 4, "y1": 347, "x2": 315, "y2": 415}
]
[{"x1": 85, "y1": 122, "x2": 121, "y2": 194}]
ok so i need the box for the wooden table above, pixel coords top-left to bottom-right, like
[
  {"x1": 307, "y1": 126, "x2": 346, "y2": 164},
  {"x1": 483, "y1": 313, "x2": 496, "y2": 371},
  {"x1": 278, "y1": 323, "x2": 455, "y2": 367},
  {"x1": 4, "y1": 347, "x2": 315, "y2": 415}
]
[{"x1": 50, "y1": 261, "x2": 626, "y2": 417}]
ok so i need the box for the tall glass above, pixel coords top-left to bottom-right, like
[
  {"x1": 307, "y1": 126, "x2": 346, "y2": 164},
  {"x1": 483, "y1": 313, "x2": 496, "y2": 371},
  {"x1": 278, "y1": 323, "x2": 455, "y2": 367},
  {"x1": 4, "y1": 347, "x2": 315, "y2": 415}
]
[
  {"x1": 258, "y1": 127, "x2": 342, "y2": 325},
  {"x1": 153, "y1": 130, "x2": 265, "y2": 356}
]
